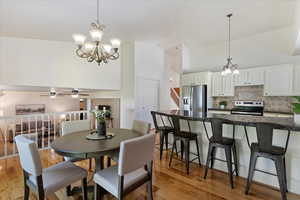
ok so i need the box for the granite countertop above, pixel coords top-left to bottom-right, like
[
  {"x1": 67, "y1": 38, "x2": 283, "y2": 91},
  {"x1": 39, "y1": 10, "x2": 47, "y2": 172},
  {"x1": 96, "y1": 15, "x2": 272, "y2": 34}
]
[
  {"x1": 208, "y1": 108, "x2": 293, "y2": 115},
  {"x1": 158, "y1": 110, "x2": 300, "y2": 131}
]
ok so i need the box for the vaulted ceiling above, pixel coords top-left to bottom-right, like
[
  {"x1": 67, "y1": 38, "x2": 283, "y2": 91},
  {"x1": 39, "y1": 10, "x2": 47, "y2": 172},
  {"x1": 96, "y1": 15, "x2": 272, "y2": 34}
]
[{"x1": 0, "y1": 0, "x2": 297, "y2": 45}]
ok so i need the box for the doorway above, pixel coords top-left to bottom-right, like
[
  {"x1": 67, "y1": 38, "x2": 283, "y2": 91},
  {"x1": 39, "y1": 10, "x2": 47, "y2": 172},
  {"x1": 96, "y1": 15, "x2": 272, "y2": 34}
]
[{"x1": 135, "y1": 77, "x2": 159, "y2": 126}]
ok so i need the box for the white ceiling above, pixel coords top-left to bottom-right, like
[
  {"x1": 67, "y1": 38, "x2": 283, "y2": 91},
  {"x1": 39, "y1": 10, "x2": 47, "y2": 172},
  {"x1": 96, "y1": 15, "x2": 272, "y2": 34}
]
[{"x1": 0, "y1": 0, "x2": 297, "y2": 44}]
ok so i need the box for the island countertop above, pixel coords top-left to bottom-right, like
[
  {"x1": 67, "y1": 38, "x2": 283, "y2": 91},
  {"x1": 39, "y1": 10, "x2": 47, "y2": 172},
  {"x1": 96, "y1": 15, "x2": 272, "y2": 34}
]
[{"x1": 158, "y1": 110, "x2": 300, "y2": 132}]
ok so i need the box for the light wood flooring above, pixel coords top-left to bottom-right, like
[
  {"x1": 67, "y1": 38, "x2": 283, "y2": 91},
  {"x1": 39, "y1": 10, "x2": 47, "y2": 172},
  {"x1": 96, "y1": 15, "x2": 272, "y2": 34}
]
[{"x1": 1, "y1": 144, "x2": 300, "y2": 200}]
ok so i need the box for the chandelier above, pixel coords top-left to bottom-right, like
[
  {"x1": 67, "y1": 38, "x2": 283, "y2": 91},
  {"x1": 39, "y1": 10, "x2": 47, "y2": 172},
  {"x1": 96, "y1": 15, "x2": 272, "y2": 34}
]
[
  {"x1": 221, "y1": 13, "x2": 239, "y2": 76},
  {"x1": 72, "y1": 0, "x2": 121, "y2": 66}
]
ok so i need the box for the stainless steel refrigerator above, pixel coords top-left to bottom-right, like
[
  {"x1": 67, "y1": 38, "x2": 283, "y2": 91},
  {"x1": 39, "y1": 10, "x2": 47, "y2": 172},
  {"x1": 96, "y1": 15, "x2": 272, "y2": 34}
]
[{"x1": 181, "y1": 85, "x2": 208, "y2": 115}]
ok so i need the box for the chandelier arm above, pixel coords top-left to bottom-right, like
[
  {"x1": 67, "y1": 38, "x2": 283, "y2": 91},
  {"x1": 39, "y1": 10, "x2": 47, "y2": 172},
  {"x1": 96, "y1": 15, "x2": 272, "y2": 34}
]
[{"x1": 76, "y1": 48, "x2": 89, "y2": 58}]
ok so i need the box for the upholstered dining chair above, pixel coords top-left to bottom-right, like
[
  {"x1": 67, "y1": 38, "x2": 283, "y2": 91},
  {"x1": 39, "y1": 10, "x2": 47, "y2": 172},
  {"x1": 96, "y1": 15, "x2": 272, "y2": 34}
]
[
  {"x1": 15, "y1": 134, "x2": 88, "y2": 200},
  {"x1": 94, "y1": 133, "x2": 156, "y2": 200},
  {"x1": 61, "y1": 120, "x2": 91, "y2": 163},
  {"x1": 107, "y1": 120, "x2": 151, "y2": 166},
  {"x1": 132, "y1": 120, "x2": 151, "y2": 135},
  {"x1": 61, "y1": 120, "x2": 92, "y2": 195}
]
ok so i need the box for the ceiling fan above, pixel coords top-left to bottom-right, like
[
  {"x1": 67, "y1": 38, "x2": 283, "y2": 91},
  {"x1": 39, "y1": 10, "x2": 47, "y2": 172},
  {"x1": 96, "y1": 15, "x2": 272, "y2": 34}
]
[{"x1": 40, "y1": 88, "x2": 90, "y2": 98}]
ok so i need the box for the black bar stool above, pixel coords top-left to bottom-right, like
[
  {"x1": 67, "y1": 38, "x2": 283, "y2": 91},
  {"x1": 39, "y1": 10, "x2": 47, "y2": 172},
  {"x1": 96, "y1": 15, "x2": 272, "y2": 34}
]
[
  {"x1": 151, "y1": 111, "x2": 177, "y2": 160},
  {"x1": 169, "y1": 115, "x2": 201, "y2": 174},
  {"x1": 244, "y1": 123, "x2": 291, "y2": 200},
  {"x1": 203, "y1": 118, "x2": 238, "y2": 189}
]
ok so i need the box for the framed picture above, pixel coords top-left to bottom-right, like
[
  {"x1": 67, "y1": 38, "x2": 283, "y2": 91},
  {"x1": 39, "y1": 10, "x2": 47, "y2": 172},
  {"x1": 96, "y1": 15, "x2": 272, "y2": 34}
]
[{"x1": 16, "y1": 104, "x2": 46, "y2": 115}]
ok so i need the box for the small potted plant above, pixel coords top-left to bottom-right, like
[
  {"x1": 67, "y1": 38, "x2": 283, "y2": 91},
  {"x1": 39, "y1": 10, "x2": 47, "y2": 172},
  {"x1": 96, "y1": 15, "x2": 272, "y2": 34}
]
[
  {"x1": 219, "y1": 101, "x2": 227, "y2": 109},
  {"x1": 92, "y1": 109, "x2": 111, "y2": 136},
  {"x1": 292, "y1": 97, "x2": 300, "y2": 125}
]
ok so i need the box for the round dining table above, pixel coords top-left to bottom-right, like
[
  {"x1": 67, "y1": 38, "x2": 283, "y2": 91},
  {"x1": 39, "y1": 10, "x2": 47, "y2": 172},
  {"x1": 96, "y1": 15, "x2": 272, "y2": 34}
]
[{"x1": 51, "y1": 128, "x2": 143, "y2": 171}]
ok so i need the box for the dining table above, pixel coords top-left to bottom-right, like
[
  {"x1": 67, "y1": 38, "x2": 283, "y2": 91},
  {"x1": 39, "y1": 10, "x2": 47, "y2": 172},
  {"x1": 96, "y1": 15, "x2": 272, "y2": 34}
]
[{"x1": 50, "y1": 128, "x2": 143, "y2": 197}]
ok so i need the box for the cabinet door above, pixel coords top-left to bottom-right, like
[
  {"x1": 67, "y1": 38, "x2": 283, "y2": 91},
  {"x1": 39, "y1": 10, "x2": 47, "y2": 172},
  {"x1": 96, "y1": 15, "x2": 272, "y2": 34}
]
[
  {"x1": 212, "y1": 73, "x2": 222, "y2": 96},
  {"x1": 234, "y1": 70, "x2": 248, "y2": 86},
  {"x1": 248, "y1": 68, "x2": 265, "y2": 85},
  {"x1": 264, "y1": 65, "x2": 293, "y2": 96},
  {"x1": 181, "y1": 74, "x2": 193, "y2": 86},
  {"x1": 294, "y1": 66, "x2": 300, "y2": 95},
  {"x1": 223, "y1": 74, "x2": 234, "y2": 96}
]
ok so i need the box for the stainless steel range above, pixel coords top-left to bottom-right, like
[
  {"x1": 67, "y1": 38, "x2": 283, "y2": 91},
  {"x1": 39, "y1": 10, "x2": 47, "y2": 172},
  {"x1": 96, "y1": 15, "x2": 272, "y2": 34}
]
[{"x1": 231, "y1": 101, "x2": 264, "y2": 116}]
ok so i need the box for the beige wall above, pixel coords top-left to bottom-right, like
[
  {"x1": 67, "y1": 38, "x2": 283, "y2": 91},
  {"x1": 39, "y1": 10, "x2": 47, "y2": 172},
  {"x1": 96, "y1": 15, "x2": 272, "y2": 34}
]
[
  {"x1": 0, "y1": 91, "x2": 80, "y2": 116},
  {"x1": 91, "y1": 98, "x2": 120, "y2": 128}
]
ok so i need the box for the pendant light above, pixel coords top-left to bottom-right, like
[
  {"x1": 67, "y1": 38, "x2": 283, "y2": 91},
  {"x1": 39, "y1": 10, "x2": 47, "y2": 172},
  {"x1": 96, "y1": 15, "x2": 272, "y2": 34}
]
[{"x1": 221, "y1": 13, "x2": 239, "y2": 76}]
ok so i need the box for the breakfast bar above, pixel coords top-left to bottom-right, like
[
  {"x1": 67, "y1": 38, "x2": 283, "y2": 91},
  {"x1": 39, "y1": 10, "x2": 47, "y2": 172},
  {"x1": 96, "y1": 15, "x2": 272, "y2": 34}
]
[{"x1": 155, "y1": 110, "x2": 300, "y2": 198}]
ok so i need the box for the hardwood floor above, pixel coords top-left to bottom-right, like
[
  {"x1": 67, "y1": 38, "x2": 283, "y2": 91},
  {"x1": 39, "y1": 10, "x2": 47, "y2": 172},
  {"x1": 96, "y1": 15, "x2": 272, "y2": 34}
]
[{"x1": 1, "y1": 145, "x2": 300, "y2": 200}]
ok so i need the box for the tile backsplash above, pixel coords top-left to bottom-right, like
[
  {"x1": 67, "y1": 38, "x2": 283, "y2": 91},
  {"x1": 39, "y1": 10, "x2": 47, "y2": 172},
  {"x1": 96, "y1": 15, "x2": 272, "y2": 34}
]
[{"x1": 213, "y1": 86, "x2": 294, "y2": 113}]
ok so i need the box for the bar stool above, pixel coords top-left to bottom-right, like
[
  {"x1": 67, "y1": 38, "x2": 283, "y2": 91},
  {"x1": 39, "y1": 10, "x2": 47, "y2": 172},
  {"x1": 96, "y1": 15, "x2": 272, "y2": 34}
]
[
  {"x1": 151, "y1": 111, "x2": 177, "y2": 160},
  {"x1": 244, "y1": 123, "x2": 291, "y2": 200},
  {"x1": 203, "y1": 118, "x2": 238, "y2": 189},
  {"x1": 169, "y1": 115, "x2": 202, "y2": 174}
]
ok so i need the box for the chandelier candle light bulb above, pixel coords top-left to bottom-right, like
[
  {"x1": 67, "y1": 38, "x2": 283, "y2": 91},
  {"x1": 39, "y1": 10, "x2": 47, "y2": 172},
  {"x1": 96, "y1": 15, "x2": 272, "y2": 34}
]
[{"x1": 72, "y1": 34, "x2": 86, "y2": 46}]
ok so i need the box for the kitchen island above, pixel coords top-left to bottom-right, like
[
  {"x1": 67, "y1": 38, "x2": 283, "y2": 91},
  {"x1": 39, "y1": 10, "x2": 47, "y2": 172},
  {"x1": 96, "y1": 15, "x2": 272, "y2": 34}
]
[{"x1": 156, "y1": 110, "x2": 300, "y2": 194}]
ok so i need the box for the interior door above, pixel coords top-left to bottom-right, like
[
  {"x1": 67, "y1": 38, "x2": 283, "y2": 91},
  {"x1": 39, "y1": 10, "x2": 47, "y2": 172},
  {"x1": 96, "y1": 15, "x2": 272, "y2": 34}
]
[{"x1": 136, "y1": 77, "x2": 159, "y2": 126}]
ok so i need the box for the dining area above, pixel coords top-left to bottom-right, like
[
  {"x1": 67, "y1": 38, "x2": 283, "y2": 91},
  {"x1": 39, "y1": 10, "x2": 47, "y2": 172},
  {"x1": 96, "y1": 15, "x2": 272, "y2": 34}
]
[{"x1": 14, "y1": 118, "x2": 155, "y2": 200}]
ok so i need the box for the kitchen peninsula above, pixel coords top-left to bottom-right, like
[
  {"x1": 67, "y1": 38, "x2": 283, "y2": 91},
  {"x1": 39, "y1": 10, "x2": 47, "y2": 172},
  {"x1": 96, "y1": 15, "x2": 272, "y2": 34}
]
[{"x1": 157, "y1": 110, "x2": 300, "y2": 196}]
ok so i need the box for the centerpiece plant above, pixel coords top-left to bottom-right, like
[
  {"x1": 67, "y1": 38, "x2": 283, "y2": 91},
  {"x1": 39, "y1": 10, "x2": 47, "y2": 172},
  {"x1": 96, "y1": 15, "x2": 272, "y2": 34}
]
[
  {"x1": 293, "y1": 96, "x2": 300, "y2": 125},
  {"x1": 92, "y1": 109, "x2": 111, "y2": 136}
]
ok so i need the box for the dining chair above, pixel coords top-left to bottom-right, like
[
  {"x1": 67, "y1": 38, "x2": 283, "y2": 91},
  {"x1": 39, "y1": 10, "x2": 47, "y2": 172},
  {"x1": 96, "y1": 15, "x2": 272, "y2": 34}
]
[
  {"x1": 15, "y1": 134, "x2": 88, "y2": 200},
  {"x1": 132, "y1": 119, "x2": 151, "y2": 134},
  {"x1": 107, "y1": 120, "x2": 151, "y2": 166},
  {"x1": 244, "y1": 123, "x2": 291, "y2": 200},
  {"x1": 203, "y1": 118, "x2": 238, "y2": 189},
  {"x1": 61, "y1": 120, "x2": 92, "y2": 195},
  {"x1": 94, "y1": 133, "x2": 156, "y2": 200}
]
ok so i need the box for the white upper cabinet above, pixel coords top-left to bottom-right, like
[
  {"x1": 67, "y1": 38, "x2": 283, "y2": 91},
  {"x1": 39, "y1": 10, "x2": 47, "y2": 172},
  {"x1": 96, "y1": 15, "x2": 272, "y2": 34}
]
[
  {"x1": 264, "y1": 64, "x2": 293, "y2": 96},
  {"x1": 294, "y1": 65, "x2": 300, "y2": 95},
  {"x1": 234, "y1": 68, "x2": 264, "y2": 86},
  {"x1": 212, "y1": 72, "x2": 234, "y2": 97},
  {"x1": 181, "y1": 73, "x2": 194, "y2": 86},
  {"x1": 181, "y1": 72, "x2": 210, "y2": 86}
]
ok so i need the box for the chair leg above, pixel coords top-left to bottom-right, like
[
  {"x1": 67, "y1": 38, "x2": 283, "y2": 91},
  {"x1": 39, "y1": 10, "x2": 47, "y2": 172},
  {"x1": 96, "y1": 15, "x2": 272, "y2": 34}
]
[
  {"x1": 225, "y1": 146, "x2": 234, "y2": 189},
  {"x1": 147, "y1": 180, "x2": 154, "y2": 200},
  {"x1": 283, "y1": 157, "x2": 288, "y2": 192},
  {"x1": 245, "y1": 151, "x2": 257, "y2": 195},
  {"x1": 184, "y1": 140, "x2": 190, "y2": 174},
  {"x1": 36, "y1": 176, "x2": 45, "y2": 200},
  {"x1": 180, "y1": 140, "x2": 184, "y2": 160},
  {"x1": 94, "y1": 184, "x2": 102, "y2": 200},
  {"x1": 89, "y1": 158, "x2": 92, "y2": 171},
  {"x1": 107, "y1": 157, "x2": 112, "y2": 167},
  {"x1": 174, "y1": 140, "x2": 178, "y2": 157},
  {"x1": 169, "y1": 139, "x2": 176, "y2": 167},
  {"x1": 159, "y1": 132, "x2": 164, "y2": 160},
  {"x1": 82, "y1": 178, "x2": 88, "y2": 200},
  {"x1": 23, "y1": 171, "x2": 30, "y2": 200},
  {"x1": 275, "y1": 158, "x2": 287, "y2": 200},
  {"x1": 195, "y1": 137, "x2": 202, "y2": 167},
  {"x1": 24, "y1": 184, "x2": 29, "y2": 200},
  {"x1": 66, "y1": 185, "x2": 72, "y2": 196},
  {"x1": 204, "y1": 143, "x2": 213, "y2": 179},
  {"x1": 210, "y1": 146, "x2": 216, "y2": 169},
  {"x1": 232, "y1": 142, "x2": 239, "y2": 176},
  {"x1": 165, "y1": 133, "x2": 169, "y2": 152}
]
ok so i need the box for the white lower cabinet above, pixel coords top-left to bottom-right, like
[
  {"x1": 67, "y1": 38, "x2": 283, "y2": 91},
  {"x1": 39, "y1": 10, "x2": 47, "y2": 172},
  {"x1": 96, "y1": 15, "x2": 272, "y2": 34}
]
[{"x1": 264, "y1": 64, "x2": 293, "y2": 96}]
